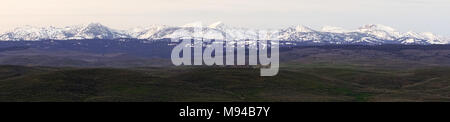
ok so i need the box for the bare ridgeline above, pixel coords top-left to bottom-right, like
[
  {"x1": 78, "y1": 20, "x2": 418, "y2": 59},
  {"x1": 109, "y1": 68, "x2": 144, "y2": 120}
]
[{"x1": 0, "y1": 24, "x2": 449, "y2": 101}]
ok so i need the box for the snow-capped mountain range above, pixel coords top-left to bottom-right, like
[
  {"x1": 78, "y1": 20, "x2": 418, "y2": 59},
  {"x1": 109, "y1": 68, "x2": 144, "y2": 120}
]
[{"x1": 0, "y1": 22, "x2": 448, "y2": 45}]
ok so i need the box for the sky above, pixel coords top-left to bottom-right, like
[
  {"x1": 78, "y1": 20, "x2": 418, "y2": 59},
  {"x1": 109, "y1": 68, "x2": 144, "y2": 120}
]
[{"x1": 0, "y1": 0, "x2": 449, "y2": 35}]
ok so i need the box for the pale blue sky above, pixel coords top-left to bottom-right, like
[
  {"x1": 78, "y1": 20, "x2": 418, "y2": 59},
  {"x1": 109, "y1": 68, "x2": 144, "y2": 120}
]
[{"x1": 1, "y1": 0, "x2": 449, "y2": 35}]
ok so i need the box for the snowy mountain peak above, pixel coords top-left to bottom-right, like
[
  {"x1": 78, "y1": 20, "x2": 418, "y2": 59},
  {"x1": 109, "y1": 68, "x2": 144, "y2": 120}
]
[
  {"x1": 405, "y1": 31, "x2": 420, "y2": 36},
  {"x1": 358, "y1": 24, "x2": 396, "y2": 32},
  {"x1": 418, "y1": 32, "x2": 447, "y2": 44},
  {"x1": 126, "y1": 25, "x2": 169, "y2": 39},
  {"x1": 81, "y1": 23, "x2": 111, "y2": 32},
  {"x1": 357, "y1": 24, "x2": 402, "y2": 40},
  {"x1": 0, "y1": 26, "x2": 48, "y2": 41},
  {"x1": 181, "y1": 21, "x2": 204, "y2": 28},
  {"x1": 208, "y1": 21, "x2": 225, "y2": 29},
  {"x1": 321, "y1": 26, "x2": 348, "y2": 33},
  {"x1": 74, "y1": 23, "x2": 116, "y2": 39},
  {"x1": 87, "y1": 22, "x2": 104, "y2": 27},
  {"x1": 294, "y1": 25, "x2": 315, "y2": 33},
  {"x1": 421, "y1": 32, "x2": 438, "y2": 40}
]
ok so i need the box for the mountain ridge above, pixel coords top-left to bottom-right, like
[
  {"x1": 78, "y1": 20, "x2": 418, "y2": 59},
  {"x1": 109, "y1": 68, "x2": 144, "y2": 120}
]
[{"x1": 0, "y1": 22, "x2": 448, "y2": 45}]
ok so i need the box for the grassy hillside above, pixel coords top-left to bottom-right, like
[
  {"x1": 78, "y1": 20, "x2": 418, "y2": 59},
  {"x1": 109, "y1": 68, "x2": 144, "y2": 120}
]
[{"x1": 0, "y1": 64, "x2": 449, "y2": 102}]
